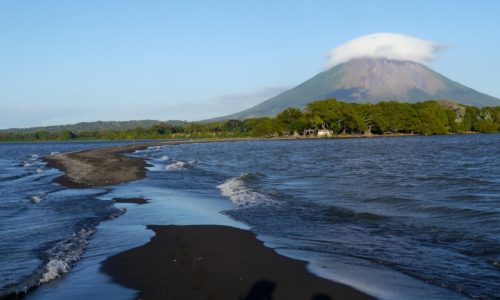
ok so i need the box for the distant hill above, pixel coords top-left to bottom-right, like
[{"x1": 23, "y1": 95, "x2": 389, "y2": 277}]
[
  {"x1": 0, "y1": 120, "x2": 188, "y2": 134},
  {"x1": 212, "y1": 58, "x2": 500, "y2": 120}
]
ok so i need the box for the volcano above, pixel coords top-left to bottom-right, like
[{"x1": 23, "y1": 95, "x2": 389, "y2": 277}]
[{"x1": 216, "y1": 58, "x2": 500, "y2": 120}]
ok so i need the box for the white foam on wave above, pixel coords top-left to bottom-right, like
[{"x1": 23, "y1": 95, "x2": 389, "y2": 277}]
[
  {"x1": 146, "y1": 163, "x2": 164, "y2": 172},
  {"x1": 133, "y1": 146, "x2": 163, "y2": 158},
  {"x1": 30, "y1": 196, "x2": 43, "y2": 203},
  {"x1": 159, "y1": 155, "x2": 170, "y2": 161},
  {"x1": 22, "y1": 153, "x2": 43, "y2": 168},
  {"x1": 164, "y1": 160, "x2": 197, "y2": 171},
  {"x1": 38, "y1": 228, "x2": 95, "y2": 284},
  {"x1": 30, "y1": 192, "x2": 46, "y2": 204},
  {"x1": 217, "y1": 173, "x2": 275, "y2": 208},
  {"x1": 148, "y1": 146, "x2": 162, "y2": 151}
]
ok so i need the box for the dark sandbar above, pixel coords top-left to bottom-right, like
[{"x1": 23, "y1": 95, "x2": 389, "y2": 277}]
[
  {"x1": 42, "y1": 139, "x2": 250, "y2": 188},
  {"x1": 43, "y1": 143, "x2": 162, "y2": 188},
  {"x1": 101, "y1": 225, "x2": 373, "y2": 300},
  {"x1": 113, "y1": 197, "x2": 149, "y2": 205}
]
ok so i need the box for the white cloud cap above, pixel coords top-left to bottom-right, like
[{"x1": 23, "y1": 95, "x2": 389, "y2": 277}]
[{"x1": 327, "y1": 33, "x2": 445, "y2": 68}]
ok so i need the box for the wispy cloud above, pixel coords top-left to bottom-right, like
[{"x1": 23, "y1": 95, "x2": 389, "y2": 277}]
[
  {"x1": 208, "y1": 86, "x2": 289, "y2": 113},
  {"x1": 326, "y1": 33, "x2": 446, "y2": 68},
  {"x1": 0, "y1": 86, "x2": 290, "y2": 128},
  {"x1": 147, "y1": 86, "x2": 290, "y2": 121}
]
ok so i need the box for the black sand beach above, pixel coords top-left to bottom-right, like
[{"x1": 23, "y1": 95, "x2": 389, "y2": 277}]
[
  {"x1": 101, "y1": 225, "x2": 373, "y2": 300},
  {"x1": 43, "y1": 142, "x2": 374, "y2": 300}
]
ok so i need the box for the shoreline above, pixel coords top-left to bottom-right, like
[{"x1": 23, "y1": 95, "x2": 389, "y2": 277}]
[
  {"x1": 0, "y1": 130, "x2": 491, "y2": 144},
  {"x1": 39, "y1": 139, "x2": 375, "y2": 299},
  {"x1": 40, "y1": 134, "x2": 428, "y2": 189},
  {"x1": 41, "y1": 138, "x2": 267, "y2": 188},
  {"x1": 101, "y1": 225, "x2": 373, "y2": 300}
]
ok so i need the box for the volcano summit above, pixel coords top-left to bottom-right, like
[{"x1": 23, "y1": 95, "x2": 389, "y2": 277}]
[{"x1": 216, "y1": 34, "x2": 500, "y2": 120}]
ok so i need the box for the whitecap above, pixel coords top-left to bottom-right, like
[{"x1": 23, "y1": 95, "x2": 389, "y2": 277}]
[
  {"x1": 39, "y1": 259, "x2": 70, "y2": 283},
  {"x1": 38, "y1": 228, "x2": 95, "y2": 284},
  {"x1": 31, "y1": 196, "x2": 43, "y2": 203},
  {"x1": 217, "y1": 173, "x2": 275, "y2": 208},
  {"x1": 107, "y1": 207, "x2": 127, "y2": 220},
  {"x1": 159, "y1": 155, "x2": 170, "y2": 161},
  {"x1": 164, "y1": 160, "x2": 197, "y2": 171},
  {"x1": 30, "y1": 192, "x2": 46, "y2": 203}
]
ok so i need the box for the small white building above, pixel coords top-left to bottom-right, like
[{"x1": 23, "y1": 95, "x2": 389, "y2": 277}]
[{"x1": 317, "y1": 129, "x2": 333, "y2": 137}]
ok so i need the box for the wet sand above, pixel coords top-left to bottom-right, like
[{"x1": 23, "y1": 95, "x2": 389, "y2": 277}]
[
  {"x1": 101, "y1": 225, "x2": 373, "y2": 300},
  {"x1": 113, "y1": 197, "x2": 149, "y2": 205},
  {"x1": 43, "y1": 143, "x2": 158, "y2": 188}
]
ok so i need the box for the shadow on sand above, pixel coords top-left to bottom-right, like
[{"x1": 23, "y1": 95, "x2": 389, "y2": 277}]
[{"x1": 242, "y1": 279, "x2": 332, "y2": 300}]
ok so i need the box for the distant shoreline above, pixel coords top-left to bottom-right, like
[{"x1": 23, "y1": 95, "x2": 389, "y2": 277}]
[
  {"x1": 0, "y1": 130, "x2": 491, "y2": 144},
  {"x1": 39, "y1": 132, "x2": 494, "y2": 188},
  {"x1": 40, "y1": 135, "x2": 408, "y2": 188}
]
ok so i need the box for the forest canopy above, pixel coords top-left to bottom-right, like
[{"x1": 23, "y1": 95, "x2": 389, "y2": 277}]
[{"x1": 1, "y1": 99, "x2": 499, "y2": 141}]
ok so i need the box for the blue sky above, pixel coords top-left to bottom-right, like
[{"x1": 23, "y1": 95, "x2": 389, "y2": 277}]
[{"x1": 1, "y1": 0, "x2": 499, "y2": 128}]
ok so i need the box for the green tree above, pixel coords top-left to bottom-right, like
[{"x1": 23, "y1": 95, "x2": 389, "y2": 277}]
[
  {"x1": 276, "y1": 108, "x2": 304, "y2": 134},
  {"x1": 58, "y1": 130, "x2": 77, "y2": 140}
]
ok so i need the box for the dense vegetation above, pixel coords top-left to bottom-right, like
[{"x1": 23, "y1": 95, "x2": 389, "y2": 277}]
[
  {"x1": 1, "y1": 99, "x2": 499, "y2": 141},
  {"x1": 0, "y1": 120, "x2": 186, "y2": 134}
]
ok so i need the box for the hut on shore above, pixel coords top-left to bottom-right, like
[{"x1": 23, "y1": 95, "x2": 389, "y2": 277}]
[{"x1": 317, "y1": 129, "x2": 333, "y2": 137}]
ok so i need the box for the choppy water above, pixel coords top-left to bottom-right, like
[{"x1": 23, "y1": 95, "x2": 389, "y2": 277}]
[
  {"x1": 1, "y1": 135, "x2": 499, "y2": 299},
  {"x1": 0, "y1": 141, "x2": 141, "y2": 297}
]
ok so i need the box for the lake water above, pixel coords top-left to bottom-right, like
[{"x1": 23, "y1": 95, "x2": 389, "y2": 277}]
[{"x1": 0, "y1": 135, "x2": 499, "y2": 299}]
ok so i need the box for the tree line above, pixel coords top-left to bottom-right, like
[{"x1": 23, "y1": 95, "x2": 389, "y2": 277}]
[{"x1": 1, "y1": 99, "x2": 499, "y2": 141}]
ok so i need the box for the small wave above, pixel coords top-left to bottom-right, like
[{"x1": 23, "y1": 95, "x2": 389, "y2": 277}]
[
  {"x1": 364, "y1": 196, "x2": 414, "y2": 205},
  {"x1": 30, "y1": 192, "x2": 47, "y2": 204},
  {"x1": 418, "y1": 205, "x2": 498, "y2": 219},
  {"x1": 36, "y1": 207, "x2": 124, "y2": 285},
  {"x1": 36, "y1": 168, "x2": 44, "y2": 174},
  {"x1": 159, "y1": 155, "x2": 170, "y2": 161},
  {"x1": 20, "y1": 153, "x2": 44, "y2": 168},
  {"x1": 217, "y1": 173, "x2": 275, "y2": 208},
  {"x1": 49, "y1": 152, "x2": 60, "y2": 155},
  {"x1": 107, "y1": 207, "x2": 126, "y2": 220},
  {"x1": 164, "y1": 160, "x2": 197, "y2": 171},
  {"x1": 0, "y1": 201, "x2": 124, "y2": 297},
  {"x1": 0, "y1": 174, "x2": 27, "y2": 182},
  {"x1": 326, "y1": 206, "x2": 388, "y2": 222},
  {"x1": 38, "y1": 228, "x2": 95, "y2": 284}
]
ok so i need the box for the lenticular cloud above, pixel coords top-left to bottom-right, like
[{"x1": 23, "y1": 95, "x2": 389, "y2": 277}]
[{"x1": 326, "y1": 33, "x2": 445, "y2": 68}]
